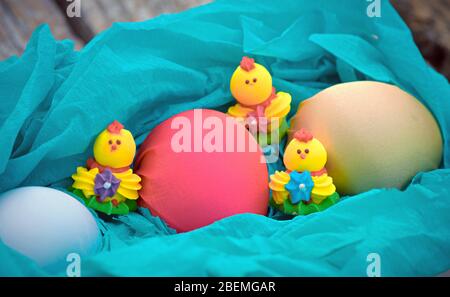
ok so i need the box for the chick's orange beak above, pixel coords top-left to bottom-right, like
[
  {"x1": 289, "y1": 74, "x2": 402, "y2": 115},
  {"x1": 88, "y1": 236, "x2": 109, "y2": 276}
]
[{"x1": 110, "y1": 144, "x2": 117, "y2": 152}]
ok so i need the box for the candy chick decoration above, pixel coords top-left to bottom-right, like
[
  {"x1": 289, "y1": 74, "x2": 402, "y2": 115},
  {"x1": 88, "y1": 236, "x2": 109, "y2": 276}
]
[
  {"x1": 269, "y1": 128, "x2": 340, "y2": 215},
  {"x1": 71, "y1": 120, "x2": 142, "y2": 215},
  {"x1": 227, "y1": 56, "x2": 292, "y2": 144}
]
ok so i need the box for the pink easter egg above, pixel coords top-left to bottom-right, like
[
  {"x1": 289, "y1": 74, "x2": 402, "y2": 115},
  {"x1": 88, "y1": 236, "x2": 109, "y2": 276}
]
[{"x1": 135, "y1": 109, "x2": 269, "y2": 232}]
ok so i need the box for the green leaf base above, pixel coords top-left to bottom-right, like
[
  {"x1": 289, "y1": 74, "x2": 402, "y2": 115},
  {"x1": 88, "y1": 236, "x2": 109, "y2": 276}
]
[
  {"x1": 271, "y1": 192, "x2": 340, "y2": 216},
  {"x1": 71, "y1": 188, "x2": 137, "y2": 216}
]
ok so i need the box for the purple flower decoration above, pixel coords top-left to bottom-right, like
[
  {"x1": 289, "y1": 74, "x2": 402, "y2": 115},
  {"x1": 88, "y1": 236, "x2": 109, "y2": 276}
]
[{"x1": 94, "y1": 169, "x2": 120, "y2": 202}]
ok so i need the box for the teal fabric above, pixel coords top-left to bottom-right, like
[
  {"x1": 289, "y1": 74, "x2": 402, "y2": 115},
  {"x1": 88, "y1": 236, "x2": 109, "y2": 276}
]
[{"x1": 1, "y1": 0, "x2": 449, "y2": 276}]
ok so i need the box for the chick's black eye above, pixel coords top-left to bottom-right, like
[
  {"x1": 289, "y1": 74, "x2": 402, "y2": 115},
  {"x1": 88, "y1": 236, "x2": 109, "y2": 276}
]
[
  {"x1": 108, "y1": 140, "x2": 113, "y2": 145},
  {"x1": 253, "y1": 78, "x2": 257, "y2": 83},
  {"x1": 305, "y1": 149, "x2": 309, "y2": 154},
  {"x1": 245, "y1": 80, "x2": 250, "y2": 84},
  {"x1": 297, "y1": 149, "x2": 302, "y2": 154},
  {"x1": 116, "y1": 140, "x2": 121, "y2": 145}
]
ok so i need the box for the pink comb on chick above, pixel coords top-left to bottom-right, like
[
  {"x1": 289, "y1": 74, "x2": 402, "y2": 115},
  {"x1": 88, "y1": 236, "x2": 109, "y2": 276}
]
[
  {"x1": 294, "y1": 128, "x2": 313, "y2": 143},
  {"x1": 107, "y1": 120, "x2": 124, "y2": 134},
  {"x1": 240, "y1": 56, "x2": 255, "y2": 71}
]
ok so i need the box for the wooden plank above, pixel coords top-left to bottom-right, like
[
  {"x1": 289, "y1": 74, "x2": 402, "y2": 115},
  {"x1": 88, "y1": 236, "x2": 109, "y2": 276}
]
[
  {"x1": 0, "y1": 0, "x2": 83, "y2": 60},
  {"x1": 0, "y1": 0, "x2": 210, "y2": 60},
  {"x1": 392, "y1": 0, "x2": 450, "y2": 50},
  {"x1": 80, "y1": 0, "x2": 211, "y2": 35},
  {"x1": 392, "y1": 0, "x2": 450, "y2": 78},
  {"x1": 0, "y1": 1, "x2": 28, "y2": 57}
]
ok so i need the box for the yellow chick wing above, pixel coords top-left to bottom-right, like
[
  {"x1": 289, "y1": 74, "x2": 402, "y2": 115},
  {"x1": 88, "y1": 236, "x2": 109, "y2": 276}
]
[
  {"x1": 71, "y1": 167, "x2": 99, "y2": 197},
  {"x1": 312, "y1": 174, "x2": 336, "y2": 197},
  {"x1": 227, "y1": 103, "x2": 254, "y2": 119},
  {"x1": 113, "y1": 169, "x2": 142, "y2": 200},
  {"x1": 269, "y1": 170, "x2": 290, "y2": 191},
  {"x1": 265, "y1": 92, "x2": 292, "y2": 120},
  {"x1": 269, "y1": 171, "x2": 291, "y2": 204}
]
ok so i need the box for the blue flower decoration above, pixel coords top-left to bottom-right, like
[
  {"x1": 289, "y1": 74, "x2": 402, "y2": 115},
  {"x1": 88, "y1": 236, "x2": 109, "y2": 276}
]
[{"x1": 285, "y1": 171, "x2": 314, "y2": 204}]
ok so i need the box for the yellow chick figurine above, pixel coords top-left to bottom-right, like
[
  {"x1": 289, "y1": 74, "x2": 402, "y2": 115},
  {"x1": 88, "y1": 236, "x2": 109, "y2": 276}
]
[
  {"x1": 269, "y1": 128, "x2": 340, "y2": 215},
  {"x1": 71, "y1": 120, "x2": 142, "y2": 215},
  {"x1": 227, "y1": 56, "x2": 291, "y2": 144}
]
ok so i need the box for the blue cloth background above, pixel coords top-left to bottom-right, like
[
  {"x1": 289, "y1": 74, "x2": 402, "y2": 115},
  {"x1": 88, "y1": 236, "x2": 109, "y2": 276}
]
[{"x1": 0, "y1": 0, "x2": 449, "y2": 276}]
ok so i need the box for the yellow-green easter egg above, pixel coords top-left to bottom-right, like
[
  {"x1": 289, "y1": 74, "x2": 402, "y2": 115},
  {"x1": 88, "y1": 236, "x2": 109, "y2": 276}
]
[{"x1": 289, "y1": 81, "x2": 443, "y2": 195}]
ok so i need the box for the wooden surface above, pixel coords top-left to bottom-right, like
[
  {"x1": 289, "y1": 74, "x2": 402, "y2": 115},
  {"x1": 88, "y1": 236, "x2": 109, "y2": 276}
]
[
  {"x1": 0, "y1": 0, "x2": 449, "y2": 79},
  {"x1": 0, "y1": 0, "x2": 210, "y2": 58},
  {"x1": 80, "y1": 0, "x2": 209, "y2": 35},
  {"x1": 392, "y1": 0, "x2": 450, "y2": 79},
  {"x1": 0, "y1": 0, "x2": 83, "y2": 57}
]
